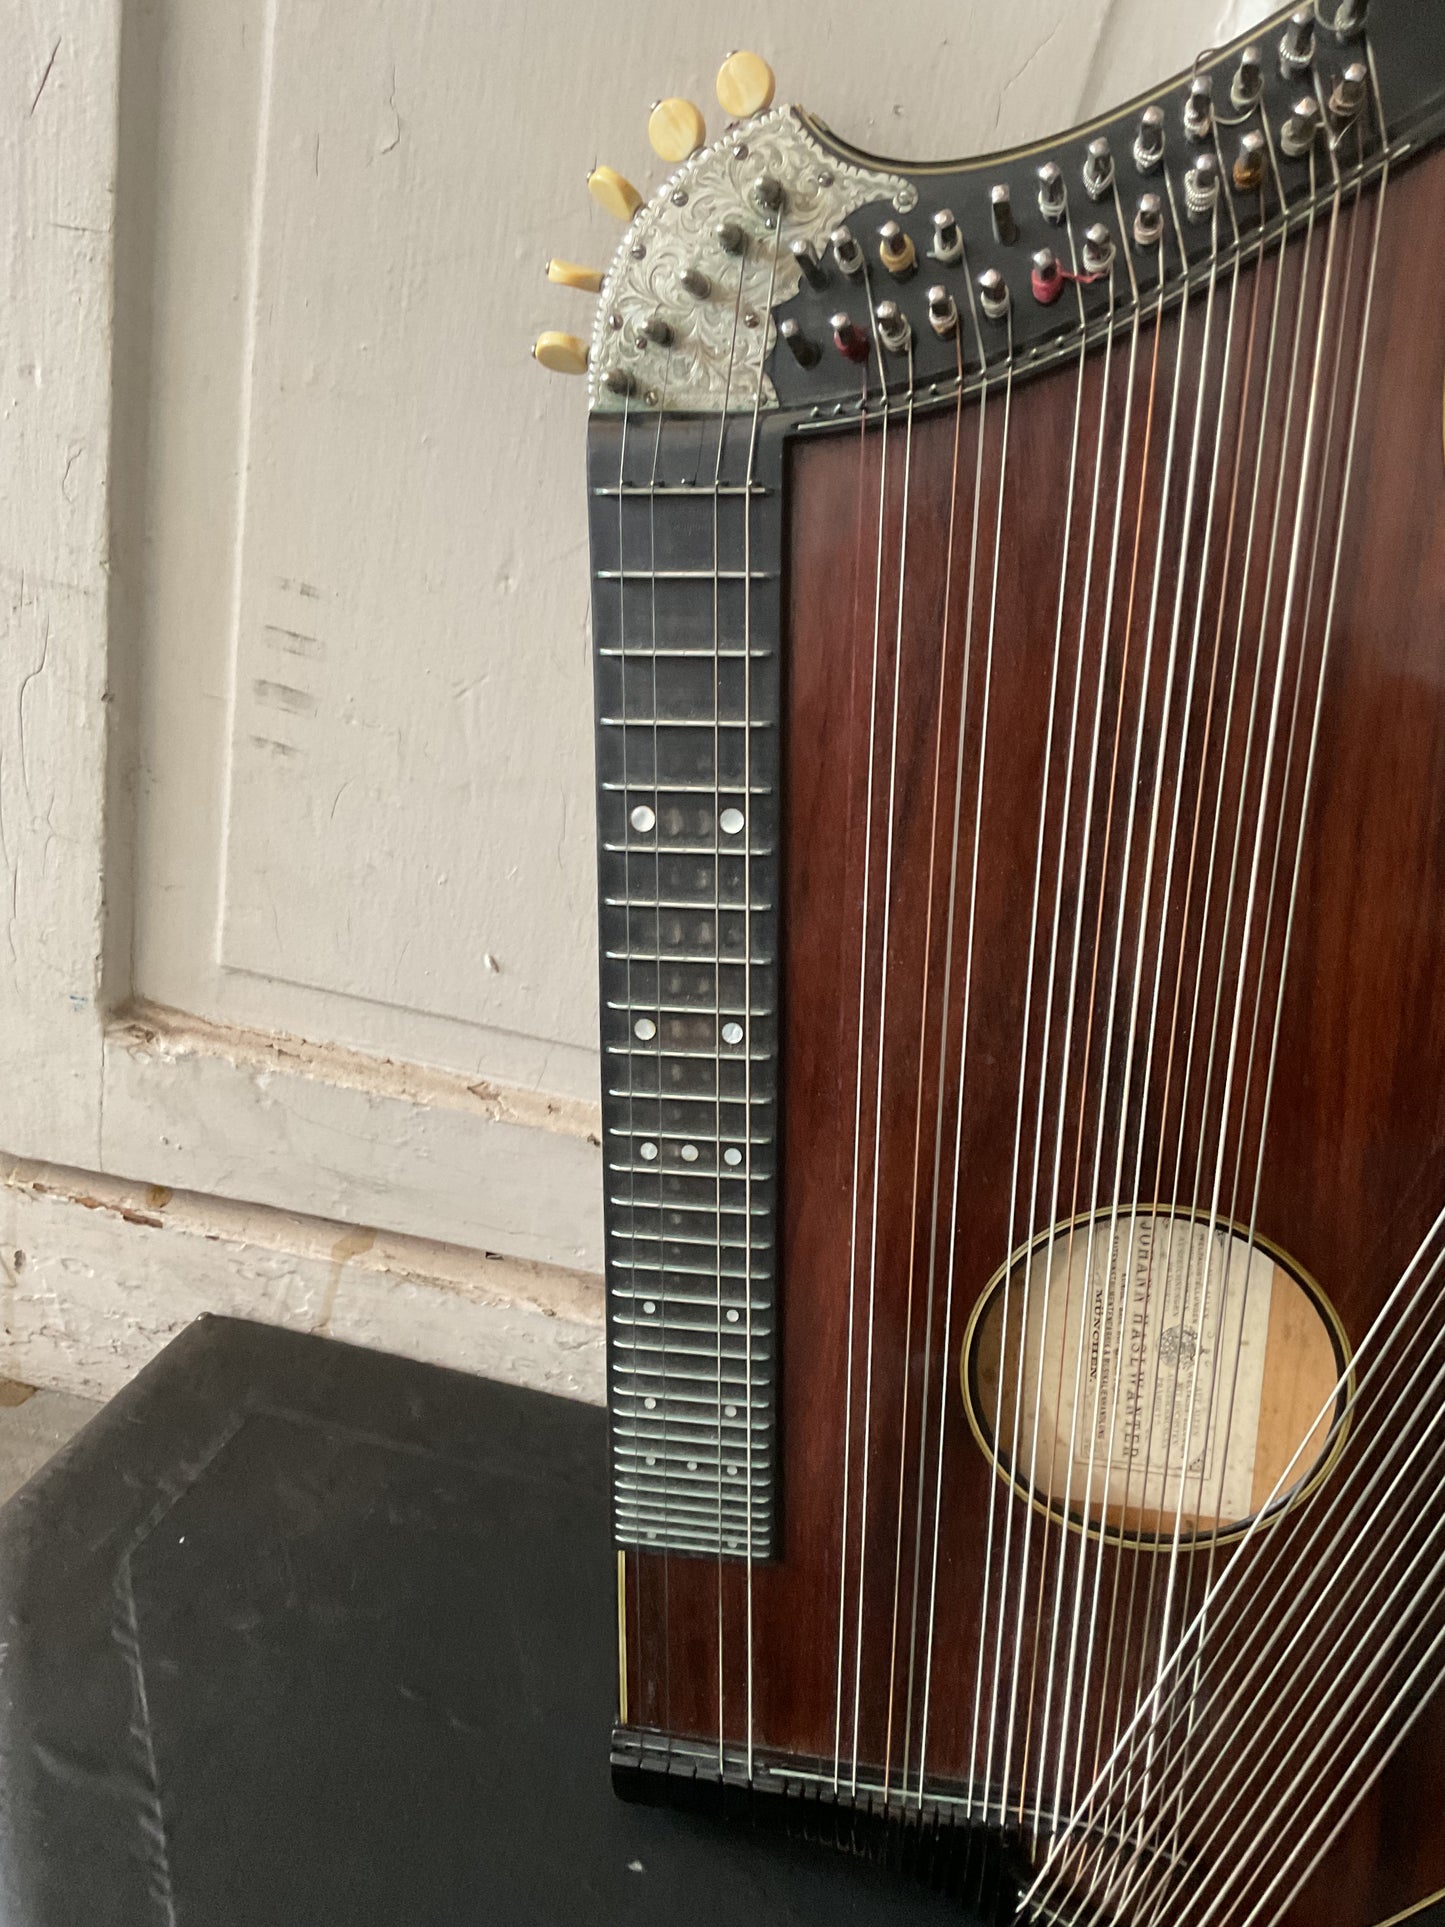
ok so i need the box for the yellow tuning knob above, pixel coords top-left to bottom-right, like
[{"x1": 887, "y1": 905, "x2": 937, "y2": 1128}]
[
  {"x1": 532, "y1": 331, "x2": 589, "y2": 375},
  {"x1": 588, "y1": 164, "x2": 643, "y2": 222},
  {"x1": 545, "y1": 258, "x2": 605, "y2": 293},
  {"x1": 649, "y1": 97, "x2": 706, "y2": 163},
  {"x1": 716, "y1": 50, "x2": 775, "y2": 120}
]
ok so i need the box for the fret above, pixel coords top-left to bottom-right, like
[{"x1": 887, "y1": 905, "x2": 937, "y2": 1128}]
[
  {"x1": 604, "y1": 949, "x2": 774, "y2": 966},
  {"x1": 611, "y1": 1258, "x2": 772, "y2": 1283},
  {"x1": 599, "y1": 714, "x2": 772, "y2": 731},
  {"x1": 598, "y1": 646, "x2": 772, "y2": 660},
  {"x1": 606, "y1": 1000, "x2": 773, "y2": 1017},
  {"x1": 611, "y1": 1228, "x2": 770, "y2": 1252},
  {"x1": 608, "y1": 1195, "x2": 767, "y2": 1220},
  {"x1": 594, "y1": 567, "x2": 778, "y2": 582},
  {"x1": 600, "y1": 783, "x2": 773, "y2": 797},
  {"x1": 591, "y1": 484, "x2": 770, "y2": 497}
]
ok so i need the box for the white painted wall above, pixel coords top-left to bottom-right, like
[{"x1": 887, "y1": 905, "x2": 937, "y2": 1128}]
[{"x1": 3, "y1": 0, "x2": 1272, "y2": 1401}]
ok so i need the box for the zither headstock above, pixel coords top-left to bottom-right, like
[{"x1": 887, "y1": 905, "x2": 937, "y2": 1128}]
[{"x1": 533, "y1": 2, "x2": 1425, "y2": 423}]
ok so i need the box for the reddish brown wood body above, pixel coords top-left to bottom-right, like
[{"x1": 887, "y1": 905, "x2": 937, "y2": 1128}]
[{"x1": 622, "y1": 148, "x2": 1445, "y2": 1927}]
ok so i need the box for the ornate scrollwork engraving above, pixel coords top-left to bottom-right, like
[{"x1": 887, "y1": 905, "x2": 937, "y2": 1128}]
[{"x1": 588, "y1": 106, "x2": 915, "y2": 414}]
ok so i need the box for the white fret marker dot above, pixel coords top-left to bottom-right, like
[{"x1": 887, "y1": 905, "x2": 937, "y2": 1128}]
[
  {"x1": 630, "y1": 804, "x2": 656, "y2": 832},
  {"x1": 721, "y1": 1021, "x2": 744, "y2": 1045},
  {"x1": 640, "y1": 1141, "x2": 658, "y2": 1161},
  {"x1": 687, "y1": 1459, "x2": 698, "y2": 1471},
  {"x1": 719, "y1": 807, "x2": 745, "y2": 835},
  {"x1": 646, "y1": 1454, "x2": 657, "y2": 1466},
  {"x1": 643, "y1": 1299, "x2": 656, "y2": 1314},
  {"x1": 644, "y1": 1396, "x2": 657, "y2": 1410},
  {"x1": 725, "y1": 1403, "x2": 738, "y2": 1418},
  {"x1": 633, "y1": 1016, "x2": 657, "y2": 1040},
  {"x1": 681, "y1": 1142, "x2": 699, "y2": 1162},
  {"x1": 724, "y1": 1147, "x2": 743, "y2": 1167},
  {"x1": 726, "y1": 1309, "x2": 739, "y2": 1323},
  {"x1": 728, "y1": 1466, "x2": 739, "y2": 1477}
]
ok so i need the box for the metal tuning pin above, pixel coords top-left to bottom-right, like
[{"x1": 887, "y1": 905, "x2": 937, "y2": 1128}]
[
  {"x1": 790, "y1": 237, "x2": 828, "y2": 290},
  {"x1": 1232, "y1": 42, "x2": 1264, "y2": 108},
  {"x1": 716, "y1": 219, "x2": 746, "y2": 256},
  {"x1": 545, "y1": 258, "x2": 605, "y2": 293},
  {"x1": 602, "y1": 369, "x2": 635, "y2": 397},
  {"x1": 1133, "y1": 191, "x2": 1165, "y2": 250},
  {"x1": 1133, "y1": 104, "x2": 1165, "y2": 173},
  {"x1": 990, "y1": 183, "x2": 1018, "y2": 245},
  {"x1": 926, "y1": 284, "x2": 958, "y2": 338},
  {"x1": 874, "y1": 300, "x2": 911, "y2": 354},
  {"x1": 648, "y1": 98, "x2": 706, "y2": 163},
  {"x1": 1184, "y1": 73, "x2": 1214, "y2": 141},
  {"x1": 1036, "y1": 161, "x2": 1067, "y2": 224},
  {"x1": 1280, "y1": 94, "x2": 1321, "y2": 156},
  {"x1": 1084, "y1": 135, "x2": 1115, "y2": 201},
  {"x1": 588, "y1": 165, "x2": 643, "y2": 222},
  {"x1": 878, "y1": 220, "x2": 917, "y2": 279},
  {"x1": 832, "y1": 225, "x2": 864, "y2": 277},
  {"x1": 752, "y1": 174, "x2": 785, "y2": 217},
  {"x1": 1330, "y1": 60, "x2": 1369, "y2": 122},
  {"x1": 1081, "y1": 223, "x2": 1115, "y2": 274},
  {"x1": 1279, "y1": 7, "x2": 1315, "y2": 77},
  {"x1": 1233, "y1": 129, "x2": 1268, "y2": 194},
  {"x1": 532, "y1": 331, "x2": 589, "y2": 374},
  {"x1": 1185, "y1": 151, "x2": 1221, "y2": 221},
  {"x1": 931, "y1": 208, "x2": 964, "y2": 264},
  {"x1": 830, "y1": 311, "x2": 869, "y2": 362},
  {"x1": 779, "y1": 318, "x2": 820, "y2": 368},
  {"x1": 1315, "y1": 0, "x2": 1369, "y2": 38},
  {"x1": 1031, "y1": 248, "x2": 1063, "y2": 305},
  {"x1": 635, "y1": 314, "x2": 673, "y2": 349},
  {"x1": 716, "y1": 49, "x2": 776, "y2": 119},
  {"x1": 978, "y1": 267, "x2": 1010, "y2": 322},
  {"x1": 679, "y1": 265, "x2": 712, "y2": 300}
]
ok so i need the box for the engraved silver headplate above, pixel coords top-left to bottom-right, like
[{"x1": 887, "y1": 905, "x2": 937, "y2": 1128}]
[{"x1": 588, "y1": 105, "x2": 916, "y2": 414}]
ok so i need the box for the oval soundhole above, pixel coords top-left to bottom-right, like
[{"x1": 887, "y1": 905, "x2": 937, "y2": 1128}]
[{"x1": 964, "y1": 1210, "x2": 1347, "y2": 1545}]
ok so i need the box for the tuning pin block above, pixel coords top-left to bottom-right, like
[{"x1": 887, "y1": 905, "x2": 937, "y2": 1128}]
[
  {"x1": 780, "y1": 318, "x2": 820, "y2": 367},
  {"x1": 1082, "y1": 223, "x2": 1115, "y2": 274},
  {"x1": 830, "y1": 311, "x2": 869, "y2": 362},
  {"x1": 978, "y1": 268, "x2": 1010, "y2": 322},
  {"x1": 648, "y1": 98, "x2": 706, "y2": 163},
  {"x1": 532, "y1": 331, "x2": 589, "y2": 374},
  {"x1": 1037, "y1": 162, "x2": 1067, "y2": 225},
  {"x1": 990, "y1": 183, "x2": 1018, "y2": 245},
  {"x1": 1280, "y1": 8, "x2": 1315, "y2": 77},
  {"x1": 1133, "y1": 192, "x2": 1165, "y2": 250},
  {"x1": 545, "y1": 258, "x2": 605, "y2": 293},
  {"x1": 926, "y1": 285, "x2": 959, "y2": 338},
  {"x1": 1232, "y1": 43, "x2": 1264, "y2": 108},
  {"x1": 874, "y1": 300, "x2": 911, "y2": 355},
  {"x1": 790, "y1": 238, "x2": 828, "y2": 289},
  {"x1": 1185, "y1": 151, "x2": 1220, "y2": 221},
  {"x1": 1031, "y1": 249, "x2": 1063, "y2": 305},
  {"x1": 1133, "y1": 105, "x2": 1165, "y2": 173},
  {"x1": 716, "y1": 50, "x2": 776, "y2": 119},
  {"x1": 931, "y1": 208, "x2": 964, "y2": 264},
  {"x1": 1280, "y1": 94, "x2": 1321, "y2": 156},
  {"x1": 1330, "y1": 61, "x2": 1369, "y2": 121},
  {"x1": 878, "y1": 220, "x2": 917, "y2": 279},
  {"x1": 1084, "y1": 136, "x2": 1115, "y2": 201},
  {"x1": 588, "y1": 165, "x2": 643, "y2": 222},
  {"x1": 832, "y1": 226, "x2": 864, "y2": 278},
  {"x1": 1184, "y1": 74, "x2": 1213, "y2": 141},
  {"x1": 1233, "y1": 130, "x2": 1267, "y2": 193}
]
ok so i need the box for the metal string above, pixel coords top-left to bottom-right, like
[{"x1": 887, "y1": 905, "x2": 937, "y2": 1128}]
[
  {"x1": 739, "y1": 217, "x2": 783, "y2": 1780},
  {"x1": 850, "y1": 316, "x2": 918, "y2": 1794},
  {"x1": 914, "y1": 264, "x2": 997, "y2": 1800},
  {"x1": 973, "y1": 204, "x2": 1098, "y2": 1827},
  {"x1": 884, "y1": 315, "x2": 969, "y2": 1806},
  {"x1": 834, "y1": 260, "x2": 892, "y2": 1791}
]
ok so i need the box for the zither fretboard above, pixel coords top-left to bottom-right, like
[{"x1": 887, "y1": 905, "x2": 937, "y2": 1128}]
[{"x1": 588, "y1": 412, "x2": 785, "y2": 1559}]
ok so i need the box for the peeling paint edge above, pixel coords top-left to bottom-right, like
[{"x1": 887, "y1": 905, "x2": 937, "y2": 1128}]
[{"x1": 109, "y1": 998, "x2": 603, "y2": 1143}]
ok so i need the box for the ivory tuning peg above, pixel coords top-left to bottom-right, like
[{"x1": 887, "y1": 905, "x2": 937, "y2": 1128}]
[
  {"x1": 588, "y1": 164, "x2": 643, "y2": 221},
  {"x1": 715, "y1": 50, "x2": 775, "y2": 120},
  {"x1": 532, "y1": 331, "x2": 589, "y2": 375},
  {"x1": 545, "y1": 258, "x2": 605, "y2": 293},
  {"x1": 649, "y1": 97, "x2": 706, "y2": 162}
]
